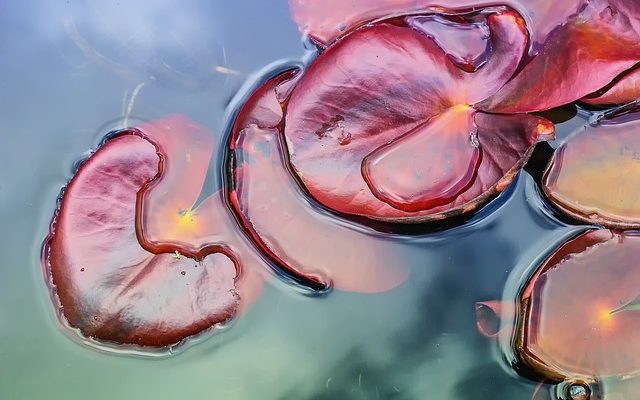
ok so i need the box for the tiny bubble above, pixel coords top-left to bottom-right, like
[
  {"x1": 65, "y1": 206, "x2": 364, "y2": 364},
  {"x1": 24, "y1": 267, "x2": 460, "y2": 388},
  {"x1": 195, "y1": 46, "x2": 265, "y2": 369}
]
[
  {"x1": 80, "y1": 267, "x2": 85, "y2": 272},
  {"x1": 181, "y1": 271, "x2": 186, "y2": 276}
]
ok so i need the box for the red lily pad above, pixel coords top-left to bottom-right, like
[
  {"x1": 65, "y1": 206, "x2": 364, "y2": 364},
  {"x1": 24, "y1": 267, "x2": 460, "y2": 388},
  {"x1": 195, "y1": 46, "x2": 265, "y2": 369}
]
[
  {"x1": 518, "y1": 229, "x2": 640, "y2": 378},
  {"x1": 45, "y1": 116, "x2": 263, "y2": 348},
  {"x1": 479, "y1": 0, "x2": 640, "y2": 113},
  {"x1": 288, "y1": 0, "x2": 585, "y2": 50},
  {"x1": 230, "y1": 71, "x2": 409, "y2": 293},
  {"x1": 284, "y1": 12, "x2": 553, "y2": 222},
  {"x1": 543, "y1": 113, "x2": 640, "y2": 229},
  {"x1": 583, "y1": 66, "x2": 640, "y2": 106}
]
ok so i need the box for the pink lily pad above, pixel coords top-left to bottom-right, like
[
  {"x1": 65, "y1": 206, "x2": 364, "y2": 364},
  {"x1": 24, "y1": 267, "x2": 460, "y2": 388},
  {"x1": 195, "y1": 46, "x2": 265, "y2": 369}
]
[
  {"x1": 478, "y1": 230, "x2": 640, "y2": 397},
  {"x1": 543, "y1": 113, "x2": 640, "y2": 229},
  {"x1": 475, "y1": 300, "x2": 514, "y2": 338},
  {"x1": 520, "y1": 230, "x2": 640, "y2": 378},
  {"x1": 230, "y1": 71, "x2": 409, "y2": 293},
  {"x1": 284, "y1": 11, "x2": 553, "y2": 222},
  {"x1": 45, "y1": 116, "x2": 263, "y2": 348}
]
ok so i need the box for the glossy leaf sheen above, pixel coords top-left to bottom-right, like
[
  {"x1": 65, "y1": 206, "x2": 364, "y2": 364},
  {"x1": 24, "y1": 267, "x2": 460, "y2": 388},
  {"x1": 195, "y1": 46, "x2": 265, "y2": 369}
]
[
  {"x1": 362, "y1": 106, "x2": 481, "y2": 212},
  {"x1": 583, "y1": 66, "x2": 640, "y2": 106},
  {"x1": 520, "y1": 230, "x2": 640, "y2": 377},
  {"x1": 46, "y1": 117, "x2": 265, "y2": 348},
  {"x1": 543, "y1": 115, "x2": 640, "y2": 229},
  {"x1": 285, "y1": 13, "x2": 552, "y2": 221},
  {"x1": 47, "y1": 134, "x2": 238, "y2": 347},
  {"x1": 231, "y1": 72, "x2": 409, "y2": 292},
  {"x1": 288, "y1": 0, "x2": 585, "y2": 51},
  {"x1": 480, "y1": 0, "x2": 640, "y2": 113}
]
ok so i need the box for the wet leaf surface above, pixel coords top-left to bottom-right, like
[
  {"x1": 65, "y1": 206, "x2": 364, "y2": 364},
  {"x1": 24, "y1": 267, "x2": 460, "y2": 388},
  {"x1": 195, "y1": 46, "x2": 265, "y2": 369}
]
[
  {"x1": 285, "y1": 11, "x2": 553, "y2": 222},
  {"x1": 583, "y1": 66, "x2": 640, "y2": 106},
  {"x1": 479, "y1": 0, "x2": 640, "y2": 113},
  {"x1": 230, "y1": 72, "x2": 410, "y2": 292},
  {"x1": 288, "y1": 0, "x2": 585, "y2": 51},
  {"x1": 543, "y1": 113, "x2": 640, "y2": 229},
  {"x1": 45, "y1": 117, "x2": 264, "y2": 348}
]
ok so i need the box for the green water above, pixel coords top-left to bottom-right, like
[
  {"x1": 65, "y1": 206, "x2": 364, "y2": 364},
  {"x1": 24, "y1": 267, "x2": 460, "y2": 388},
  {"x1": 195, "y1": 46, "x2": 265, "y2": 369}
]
[{"x1": 0, "y1": 1, "x2": 592, "y2": 399}]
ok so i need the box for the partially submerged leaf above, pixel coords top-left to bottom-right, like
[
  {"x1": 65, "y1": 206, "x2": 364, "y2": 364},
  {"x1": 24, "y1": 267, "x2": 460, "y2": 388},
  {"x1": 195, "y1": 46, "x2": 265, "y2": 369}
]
[
  {"x1": 45, "y1": 117, "x2": 264, "y2": 348},
  {"x1": 530, "y1": 382, "x2": 553, "y2": 400},
  {"x1": 517, "y1": 229, "x2": 640, "y2": 378},
  {"x1": 475, "y1": 300, "x2": 506, "y2": 338},
  {"x1": 230, "y1": 72, "x2": 409, "y2": 293},
  {"x1": 285, "y1": 11, "x2": 553, "y2": 222},
  {"x1": 137, "y1": 116, "x2": 217, "y2": 251},
  {"x1": 543, "y1": 113, "x2": 640, "y2": 229}
]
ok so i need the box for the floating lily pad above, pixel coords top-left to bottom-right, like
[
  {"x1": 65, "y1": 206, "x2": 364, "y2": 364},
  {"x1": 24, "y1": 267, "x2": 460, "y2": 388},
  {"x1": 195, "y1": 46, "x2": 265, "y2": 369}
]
[
  {"x1": 518, "y1": 230, "x2": 640, "y2": 378},
  {"x1": 45, "y1": 116, "x2": 263, "y2": 348},
  {"x1": 284, "y1": 11, "x2": 553, "y2": 222},
  {"x1": 230, "y1": 71, "x2": 409, "y2": 293},
  {"x1": 543, "y1": 113, "x2": 640, "y2": 229}
]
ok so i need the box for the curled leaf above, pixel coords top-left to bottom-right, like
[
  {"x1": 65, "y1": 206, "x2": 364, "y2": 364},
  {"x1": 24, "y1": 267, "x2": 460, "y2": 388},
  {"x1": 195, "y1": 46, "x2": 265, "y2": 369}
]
[{"x1": 45, "y1": 116, "x2": 263, "y2": 349}]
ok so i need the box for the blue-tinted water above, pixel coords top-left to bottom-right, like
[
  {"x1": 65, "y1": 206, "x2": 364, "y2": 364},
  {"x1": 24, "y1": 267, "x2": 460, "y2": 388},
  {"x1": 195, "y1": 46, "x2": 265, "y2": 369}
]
[{"x1": 0, "y1": 1, "x2": 594, "y2": 398}]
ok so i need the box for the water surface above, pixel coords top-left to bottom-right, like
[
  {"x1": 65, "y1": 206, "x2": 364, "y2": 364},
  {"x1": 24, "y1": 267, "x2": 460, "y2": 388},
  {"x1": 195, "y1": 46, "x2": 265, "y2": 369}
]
[{"x1": 0, "y1": 1, "x2": 592, "y2": 398}]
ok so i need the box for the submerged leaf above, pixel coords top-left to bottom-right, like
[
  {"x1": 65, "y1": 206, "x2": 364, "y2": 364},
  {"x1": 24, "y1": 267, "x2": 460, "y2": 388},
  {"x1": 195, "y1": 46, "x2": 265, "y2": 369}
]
[
  {"x1": 284, "y1": 12, "x2": 552, "y2": 222},
  {"x1": 543, "y1": 113, "x2": 640, "y2": 229},
  {"x1": 475, "y1": 301, "x2": 508, "y2": 338},
  {"x1": 45, "y1": 116, "x2": 263, "y2": 348},
  {"x1": 230, "y1": 72, "x2": 409, "y2": 292}
]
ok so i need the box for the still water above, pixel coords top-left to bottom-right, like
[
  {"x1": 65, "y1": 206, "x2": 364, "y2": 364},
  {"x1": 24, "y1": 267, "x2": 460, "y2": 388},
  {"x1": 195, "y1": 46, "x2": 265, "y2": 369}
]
[{"x1": 0, "y1": 1, "x2": 592, "y2": 398}]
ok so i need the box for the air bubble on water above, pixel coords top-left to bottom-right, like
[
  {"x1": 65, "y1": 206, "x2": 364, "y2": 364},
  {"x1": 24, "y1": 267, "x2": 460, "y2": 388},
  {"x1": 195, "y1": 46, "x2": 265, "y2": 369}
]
[{"x1": 568, "y1": 384, "x2": 589, "y2": 400}]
